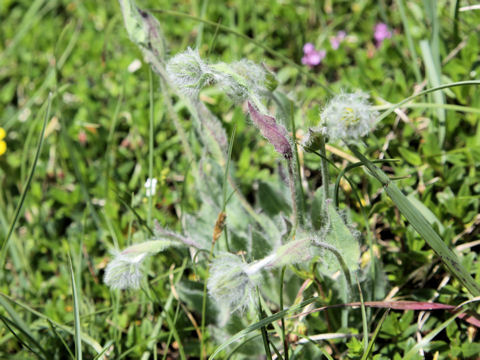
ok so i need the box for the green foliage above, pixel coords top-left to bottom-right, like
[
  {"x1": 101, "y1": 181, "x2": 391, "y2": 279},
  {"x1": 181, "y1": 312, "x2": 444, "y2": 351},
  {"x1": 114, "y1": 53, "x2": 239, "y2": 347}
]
[{"x1": 1, "y1": 0, "x2": 480, "y2": 359}]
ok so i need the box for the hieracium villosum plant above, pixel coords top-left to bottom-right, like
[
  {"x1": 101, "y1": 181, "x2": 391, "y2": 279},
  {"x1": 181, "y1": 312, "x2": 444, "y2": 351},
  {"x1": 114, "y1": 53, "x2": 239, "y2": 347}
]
[{"x1": 103, "y1": 1, "x2": 480, "y2": 358}]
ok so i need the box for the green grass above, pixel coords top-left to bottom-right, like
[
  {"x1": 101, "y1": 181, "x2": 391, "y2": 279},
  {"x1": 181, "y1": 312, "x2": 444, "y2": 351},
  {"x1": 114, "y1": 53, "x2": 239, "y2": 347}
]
[{"x1": 1, "y1": 0, "x2": 480, "y2": 359}]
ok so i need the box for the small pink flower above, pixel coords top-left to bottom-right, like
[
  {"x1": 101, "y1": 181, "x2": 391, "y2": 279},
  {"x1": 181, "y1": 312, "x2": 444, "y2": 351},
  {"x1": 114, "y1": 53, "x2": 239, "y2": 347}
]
[
  {"x1": 301, "y1": 43, "x2": 326, "y2": 67},
  {"x1": 303, "y1": 42, "x2": 315, "y2": 54},
  {"x1": 374, "y1": 23, "x2": 392, "y2": 47},
  {"x1": 78, "y1": 130, "x2": 87, "y2": 145},
  {"x1": 330, "y1": 30, "x2": 346, "y2": 50}
]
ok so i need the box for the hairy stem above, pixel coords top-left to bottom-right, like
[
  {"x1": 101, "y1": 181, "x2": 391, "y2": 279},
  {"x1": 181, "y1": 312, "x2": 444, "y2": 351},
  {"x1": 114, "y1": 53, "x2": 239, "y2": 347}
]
[
  {"x1": 287, "y1": 160, "x2": 299, "y2": 238},
  {"x1": 318, "y1": 135, "x2": 330, "y2": 200}
]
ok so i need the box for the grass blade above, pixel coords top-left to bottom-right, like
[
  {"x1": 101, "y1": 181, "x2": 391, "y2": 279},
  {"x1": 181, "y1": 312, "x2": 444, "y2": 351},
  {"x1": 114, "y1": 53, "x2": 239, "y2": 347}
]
[
  {"x1": 46, "y1": 319, "x2": 75, "y2": 360},
  {"x1": 348, "y1": 145, "x2": 480, "y2": 297},
  {"x1": 93, "y1": 340, "x2": 114, "y2": 360},
  {"x1": 68, "y1": 255, "x2": 82, "y2": 360},
  {"x1": 376, "y1": 80, "x2": 480, "y2": 123},
  {"x1": 148, "y1": 68, "x2": 155, "y2": 227},
  {"x1": 257, "y1": 291, "x2": 273, "y2": 360},
  {"x1": 280, "y1": 266, "x2": 289, "y2": 360},
  {"x1": 420, "y1": 39, "x2": 445, "y2": 145},
  {"x1": 209, "y1": 297, "x2": 318, "y2": 359},
  {"x1": 403, "y1": 311, "x2": 463, "y2": 360},
  {"x1": 0, "y1": 293, "x2": 105, "y2": 358},
  {"x1": 360, "y1": 309, "x2": 390, "y2": 360},
  {"x1": 356, "y1": 278, "x2": 368, "y2": 354},
  {"x1": 0, "y1": 93, "x2": 52, "y2": 269},
  {"x1": 396, "y1": 0, "x2": 422, "y2": 82},
  {"x1": 0, "y1": 315, "x2": 46, "y2": 360},
  {"x1": 0, "y1": 295, "x2": 37, "y2": 345}
]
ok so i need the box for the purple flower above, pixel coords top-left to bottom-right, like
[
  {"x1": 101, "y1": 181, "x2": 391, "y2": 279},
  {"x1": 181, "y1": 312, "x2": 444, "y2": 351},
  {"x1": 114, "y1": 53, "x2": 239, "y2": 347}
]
[
  {"x1": 303, "y1": 42, "x2": 315, "y2": 54},
  {"x1": 330, "y1": 30, "x2": 346, "y2": 50},
  {"x1": 374, "y1": 23, "x2": 392, "y2": 47},
  {"x1": 247, "y1": 102, "x2": 292, "y2": 159},
  {"x1": 301, "y1": 42, "x2": 326, "y2": 67}
]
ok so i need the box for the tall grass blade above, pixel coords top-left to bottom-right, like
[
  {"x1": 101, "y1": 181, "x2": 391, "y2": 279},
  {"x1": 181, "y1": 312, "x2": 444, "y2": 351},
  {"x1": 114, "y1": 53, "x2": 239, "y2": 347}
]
[
  {"x1": 376, "y1": 80, "x2": 480, "y2": 123},
  {"x1": 357, "y1": 278, "x2": 368, "y2": 354},
  {"x1": 195, "y1": 0, "x2": 209, "y2": 49},
  {"x1": 0, "y1": 295, "x2": 36, "y2": 345},
  {"x1": 148, "y1": 69, "x2": 155, "y2": 227},
  {"x1": 68, "y1": 255, "x2": 82, "y2": 360},
  {"x1": 257, "y1": 291, "x2": 273, "y2": 360},
  {"x1": 403, "y1": 311, "x2": 463, "y2": 359},
  {"x1": 420, "y1": 40, "x2": 445, "y2": 144},
  {"x1": 0, "y1": 315, "x2": 46, "y2": 360},
  {"x1": 209, "y1": 297, "x2": 318, "y2": 359},
  {"x1": 164, "y1": 309, "x2": 187, "y2": 360},
  {"x1": 396, "y1": 0, "x2": 422, "y2": 82},
  {"x1": 46, "y1": 319, "x2": 75, "y2": 360},
  {"x1": 348, "y1": 145, "x2": 480, "y2": 297},
  {"x1": 93, "y1": 340, "x2": 114, "y2": 360},
  {"x1": 360, "y1": 309, "x2": 389, "y2": 360},
  {"x1": 0, "y1": 293, "x2": 105, "y2": 358}
]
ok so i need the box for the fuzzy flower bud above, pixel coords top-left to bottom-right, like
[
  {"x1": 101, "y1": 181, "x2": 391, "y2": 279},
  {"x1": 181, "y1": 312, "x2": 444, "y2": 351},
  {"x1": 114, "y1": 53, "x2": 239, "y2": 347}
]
[
  {"x1": 167, "y1": 49, "x2": 273, "y2": 105},
  {"x1": 104, "y1": 239, "x2": 177, "y2": 290},
  {"x1": 317, "y1": 92, "x2": 379, "y2": 143},
  {"x1": 247, "y1": 102, "x2": 292, "y2": 159},
  {"x1": 208, "y1": 238, "x2": 313, "y2": 311},
  {"x1": 208, "y1": 253, "x2": 260, "y2": 312},
  {"x1": 166, "y1": 48, "x2": 217, "y2": 98}
]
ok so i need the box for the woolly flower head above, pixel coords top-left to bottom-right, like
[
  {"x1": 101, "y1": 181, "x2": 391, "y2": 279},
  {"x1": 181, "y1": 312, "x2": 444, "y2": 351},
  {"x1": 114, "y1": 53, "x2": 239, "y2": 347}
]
[
  {"x1": 319, "y1": 92, "x2": 379, "y2": 142},
  {"x1": 166, "y1": 48, "x2": 218, "y2": 98},
  {"x1": 104, "y1": 239, "x2": 177, "y2": 290},
  {"x1": 208, "y1": 253, "x2": 260, "y2": 312},
  {"x1": 167, "y1": 48, "x2": 274, "y2": 105}
]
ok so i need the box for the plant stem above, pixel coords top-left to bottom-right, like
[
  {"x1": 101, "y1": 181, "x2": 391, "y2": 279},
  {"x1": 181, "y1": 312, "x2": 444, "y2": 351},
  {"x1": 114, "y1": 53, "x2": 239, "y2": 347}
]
[
  {"x1": 287, "y1": 160, "x2": 298, "y2": 238},
  {"x1": 280, "y1": 266, "x2": 289, "y2": 360},
  {"x1": 288, "y1": 101, "x2": 306, "y2": 227},
  {"x1": 148, "y1": 69, "x2": 154, "y2": 227},
  {"x1": 200, "y1": 240, "x2": 216, "y2": 360},
  {"x1": 318, "y1": 135, "x2": 330, "y2": 200}
]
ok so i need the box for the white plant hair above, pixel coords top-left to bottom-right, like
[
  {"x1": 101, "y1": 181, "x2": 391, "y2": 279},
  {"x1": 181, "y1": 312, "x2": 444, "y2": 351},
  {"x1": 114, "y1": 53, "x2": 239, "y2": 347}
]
[
  {"x1": 207, "y1": 253, "x2": 259, "y2": 313},
  {"x1": 166, "y1": 48, "x2": 271, "y2": 106},
  {"x1": 104, "y1": 250, "x2": 147, "y2": 290},
  {"x1": 104, "y1": 239, "x2": 181, "y2": 290},
  {"x1": 166, "y1": 48, "x2": 218, "y2": 98},
  {"x1": 208, "y1": 237, "x2": 314, "y2": 312}
]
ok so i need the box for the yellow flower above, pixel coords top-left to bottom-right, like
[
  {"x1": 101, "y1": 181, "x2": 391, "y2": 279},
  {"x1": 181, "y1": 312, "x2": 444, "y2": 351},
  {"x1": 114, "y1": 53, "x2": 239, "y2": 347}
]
[{"x1": 0, "y1": 127, "x2": 6, "y2": 156}]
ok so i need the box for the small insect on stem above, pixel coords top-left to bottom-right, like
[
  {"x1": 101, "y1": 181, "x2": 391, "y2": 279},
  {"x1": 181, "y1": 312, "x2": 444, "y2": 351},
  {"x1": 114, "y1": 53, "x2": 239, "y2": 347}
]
[{"x1": 212, "y1": 211, "x2": 227, "y2": 245}]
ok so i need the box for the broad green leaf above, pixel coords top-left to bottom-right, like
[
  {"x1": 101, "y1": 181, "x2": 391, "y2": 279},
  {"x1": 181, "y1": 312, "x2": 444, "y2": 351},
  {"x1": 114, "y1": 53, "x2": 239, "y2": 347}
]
[
  {"x1": 257, "y1": 181, "x2": 291, "y2": 217},
  {"x1": 321, "y1": 203, "x2": 360, "y2": 273}
]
